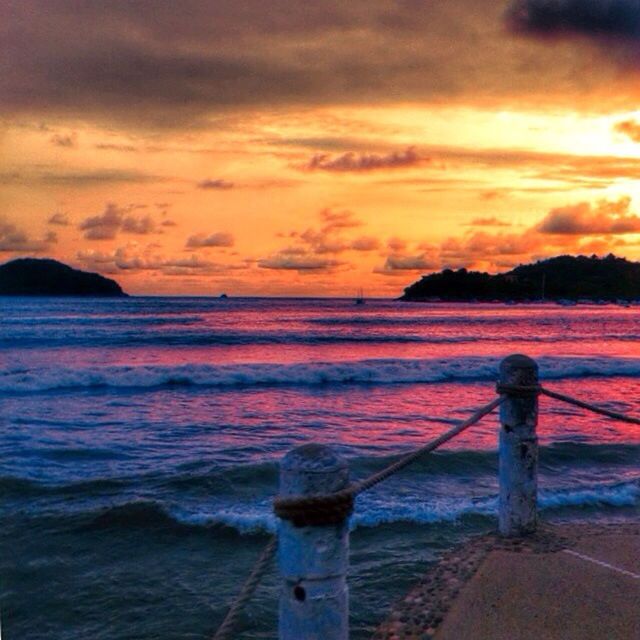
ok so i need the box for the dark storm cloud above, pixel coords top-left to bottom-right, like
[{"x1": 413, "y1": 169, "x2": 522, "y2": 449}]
[
  {"x1": 508, "y1": 0, "x2": 640, "y2": 38},
  {"x1": 1, "y1": 0, "x2": 326, "y2": 127},
  {"x1": 1, "y1": 0, "x2": 627, "y2": 129}
]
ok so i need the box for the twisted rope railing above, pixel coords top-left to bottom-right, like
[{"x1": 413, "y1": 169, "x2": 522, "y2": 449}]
[
  {"x1": 495, "y1": 382, "x2": 640, "y2": 426},
  {"x1": 213, "y1": 395, "x2": 503, "y2": 638},
  {"x1": 273, "y1": 395, "x2": 504, "y2": 525},
  {"x1": 540, "y1": 387, "x2": 640, "y2": 426},
  {"x1": 212, "y1": 536, "x2": 277, "y2": 640},
  {"x1": 211, "y1": 380, "x2": 640, "y2": 639}
]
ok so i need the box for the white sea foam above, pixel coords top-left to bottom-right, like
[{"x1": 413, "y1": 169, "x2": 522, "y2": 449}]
[
  {"x1": 538, "y1": 480, "x2": 640, "y2": 509},
  {"x1": 166, "y1": 479, "x2": 639, "y2": 534},
  {"x1": 3, "y1": 355, "x2": 640, "y2": 393},
  {"x1": 353, "y1": 479, "x2": 639, "y2": 528},
  {"x1": 171, "y1": 504, "x2": 278, "y2": 535}
]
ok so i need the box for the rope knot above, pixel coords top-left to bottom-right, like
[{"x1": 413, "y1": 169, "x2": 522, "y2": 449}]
[
  {"x1": 496, "y1": 382, "x2": 541, "y2": 398},
  {"x1": 273, "y1": 490, "x2": 354, "y2": 527}
]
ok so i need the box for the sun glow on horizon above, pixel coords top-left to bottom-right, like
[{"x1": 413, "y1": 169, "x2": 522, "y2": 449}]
[{"x1": 6, "y1": 2, "x2": 640, "y2": 295}]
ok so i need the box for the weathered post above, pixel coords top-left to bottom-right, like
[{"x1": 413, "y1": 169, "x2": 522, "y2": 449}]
[
  {"x1": 277, "y1": 444, "x2": 350, "y2": 640},
  {"x1": 498, "y1": 354, "x2": 539, "y2": 537}
]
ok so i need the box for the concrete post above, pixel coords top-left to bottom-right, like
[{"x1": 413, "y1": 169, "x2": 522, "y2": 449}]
[
  {"x1": 498, "y1": 354, "x2": 539, "y2": 537},
  {"x1": 278, "y1": 444, "x2": 350, "y2": 640}
]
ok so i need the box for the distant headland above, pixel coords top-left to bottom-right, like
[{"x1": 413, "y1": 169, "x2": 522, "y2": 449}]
[
  {"x1": 401, "y1": 254, "x2": 640, "y2": 302},
  {"x1": 0, "y1": 258, "x2": 127, "y2": 296}
]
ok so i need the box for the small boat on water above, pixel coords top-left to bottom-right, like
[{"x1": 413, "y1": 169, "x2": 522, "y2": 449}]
[{"x1": 355, "y1": 288, "x2": 365, "y2": 305}]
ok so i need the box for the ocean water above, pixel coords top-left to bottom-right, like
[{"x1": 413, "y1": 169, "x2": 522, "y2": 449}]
[{"x1": 1, "y1": 297, "x2": 639, "y2": 639}]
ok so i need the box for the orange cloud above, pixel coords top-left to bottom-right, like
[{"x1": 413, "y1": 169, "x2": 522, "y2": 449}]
[
  {"x1": 186, "y1": 232, "x2": 234, "y2": 248},
  {"x1": 258, "y1": 208, "x2": 381, "y2": 274},
  {"x1": 79, "y1": 203, "x2": 157, "y2": 240},
  {"x1": 48, "y1": 212, "x2": 70, "y2": 226},
  {"x1": 387, "y1": 237, "x2": 407, "y2": 252},
  {"x1": 350, "y1": 236, "x2": 380, "y2": 251},
  {"x1": 0, "y1": 218, "x2": 57, "y2": 253},
  {"x1": 197, "y1": 178, "x2": 234, "y2": 190},
  {"x1": 258, "y1": 255, "x2": 344, "y2": 272},
  {"x1": 376, "y1": 253, "x2": 437, "y2": 276},
  {"x1": 50, "y1": 132, "x2": 77, "y2": 148},
  {"x1": 77, "y1": 245, "x2": 238, "y2": 276},
  {"x1": 615, "y1": 119, "x2": 640, "y2": 143},
  {"x1": 538, "y1": 197, "x2": 640, "y2": 235},
  {"x1": 303, "y1": 147, "x2": 423, "y2": 172},
  {"x1": 434, "y1": 197, "x2": 640, "y2": 271},
  {"x1": 319, "y1": 208, "x2": 361, "y2": 231},
  {"x1": 468, "y1": 217, "x2": 512, "y2": 227}
]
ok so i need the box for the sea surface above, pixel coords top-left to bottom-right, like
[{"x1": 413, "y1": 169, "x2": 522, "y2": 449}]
[{"x1": 1, "y1": 297, "x2": 639, "y2": 639}]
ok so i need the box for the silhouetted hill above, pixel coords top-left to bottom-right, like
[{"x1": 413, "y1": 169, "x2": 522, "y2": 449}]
[
  {"x1": 401, "y1": 254, "x2": 640, "y2": 302},
  {"x1": 0, "y1": 258, "x2": 127, "y2": 296}
]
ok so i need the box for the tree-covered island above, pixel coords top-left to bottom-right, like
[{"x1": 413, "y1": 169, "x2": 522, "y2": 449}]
[{"x1": 401, "y1": 254, "x2": 640, "y2": 302}]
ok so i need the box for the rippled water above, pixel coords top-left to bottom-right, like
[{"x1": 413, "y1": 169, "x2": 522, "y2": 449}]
[{"x1": 1, "y1": 297, "x2": 639, "y2": 639}]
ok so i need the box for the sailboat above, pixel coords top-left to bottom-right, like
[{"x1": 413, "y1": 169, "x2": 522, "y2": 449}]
[{"x1": 355, "y1": 288, "x2": 365, "y2": 305}]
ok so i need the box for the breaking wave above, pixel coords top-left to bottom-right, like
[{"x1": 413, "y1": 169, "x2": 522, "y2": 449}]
[
  {"x1": 4, "y1": 355, "x2": 640, "y2": 393},
  {"x1": 71, "y1": 478, "x2": 639, "y2": 535}
]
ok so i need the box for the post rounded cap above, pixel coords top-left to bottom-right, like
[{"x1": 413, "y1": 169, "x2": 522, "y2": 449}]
[
  {"x1": 280, "y1": 443, "x2": 349, "y2": 496},
  {"x1": 282, "y1": 443, "x2": 348, "y2": 474},
  {"x1": 499, "y1": 353, "x2": 538, "y2": 383}
]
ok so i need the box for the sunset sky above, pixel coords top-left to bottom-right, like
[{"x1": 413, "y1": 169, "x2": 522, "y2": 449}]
[{"x1": 4, "y1": 0, "x2": 640, "y2": 295}]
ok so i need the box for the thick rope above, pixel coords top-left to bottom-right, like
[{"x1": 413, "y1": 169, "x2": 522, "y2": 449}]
[
  {"x1": 495, "y1": 383, "x2": 541, "y2": 398},
  {"x1": 353, "y1": 396, "x2": 504, "y2": 493},
  {"x1": 274, "y1": 490, "x2": 354, "y2": 527},
  {"x1": 274, "y1": 396, "x2": 504, "y2": 523},
  {"x1": 212, "y1": 536, "x2": 276, "y2": 640},
  {"x1": 214, "y1": 398, "x2": 502, "y2": 637},
  {"x1": 540, "y1": 386, "x2": 640, "y2": 426},
  {"x1": 215, "y1": 397, "x2": 503, "y2": 639}
]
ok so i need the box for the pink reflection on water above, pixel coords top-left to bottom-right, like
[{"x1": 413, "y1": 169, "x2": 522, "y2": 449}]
[
  {"x1": 6, "y1": 300, "x2": 640, "y2": 458},
  {"x1": 133, "y1": 378, "x2": 640, "y2": 463},
  {"x1": 10, "y1": 302, "x2": 640, "y2": 370}
]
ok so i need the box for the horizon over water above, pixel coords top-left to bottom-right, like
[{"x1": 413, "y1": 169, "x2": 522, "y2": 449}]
[{"x1": 2, "y1": 296, "x2": 640, "y2": 639}]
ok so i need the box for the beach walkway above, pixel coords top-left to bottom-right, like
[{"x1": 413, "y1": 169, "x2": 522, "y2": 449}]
[{"x1": 373, "y1": 522, "x2": 640, "y2": 640}]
